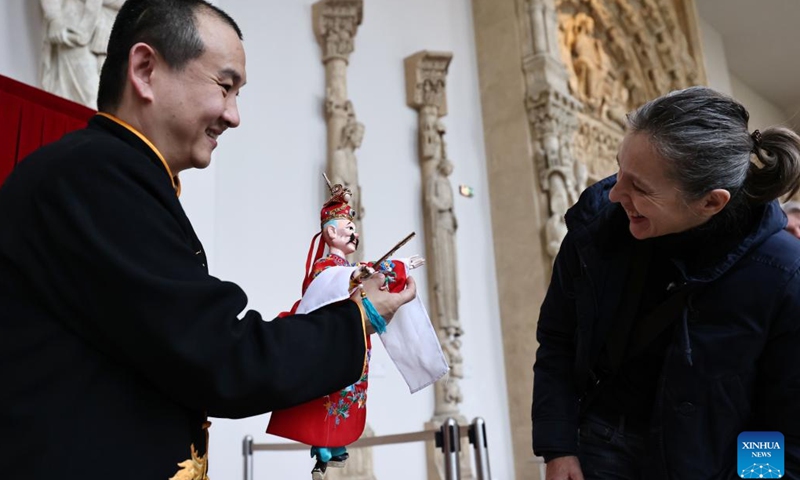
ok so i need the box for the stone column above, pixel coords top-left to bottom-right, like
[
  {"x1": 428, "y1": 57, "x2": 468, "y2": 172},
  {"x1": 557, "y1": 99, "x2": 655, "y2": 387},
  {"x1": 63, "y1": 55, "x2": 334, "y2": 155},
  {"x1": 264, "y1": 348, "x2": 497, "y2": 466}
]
[
  {"x1": 313, "y1": 0, "x2": 366, "y2": 262},
  {"x1": 405, "y1": 50, "x2": 474, "y2": 480},
  {"x1": 312, "y1": 4, "x2": 374, "y2": 479},
  {"x1": 523, "y1": 0, "x2": 583, "y2": 263}
]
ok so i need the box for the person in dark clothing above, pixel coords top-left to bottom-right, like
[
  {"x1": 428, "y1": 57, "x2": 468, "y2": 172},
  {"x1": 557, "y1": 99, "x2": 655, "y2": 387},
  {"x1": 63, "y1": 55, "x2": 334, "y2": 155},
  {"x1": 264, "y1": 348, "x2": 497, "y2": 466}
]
[
  {"x1": 0, "y1": 1, "x2": 416, "y2": 479},
  {"x1": 532, "y1": 86, "x2": 800, "y2": 480}
]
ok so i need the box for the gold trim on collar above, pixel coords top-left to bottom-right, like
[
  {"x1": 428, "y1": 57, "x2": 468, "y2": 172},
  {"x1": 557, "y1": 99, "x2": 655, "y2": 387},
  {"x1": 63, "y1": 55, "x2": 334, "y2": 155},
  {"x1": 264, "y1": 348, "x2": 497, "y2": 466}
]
[
  {"x1": 96, "y1": 112, "x2": 182, "y2": 197},
  {"x1": 168, "y1": 443, "x2": 209, "y2": 480}
]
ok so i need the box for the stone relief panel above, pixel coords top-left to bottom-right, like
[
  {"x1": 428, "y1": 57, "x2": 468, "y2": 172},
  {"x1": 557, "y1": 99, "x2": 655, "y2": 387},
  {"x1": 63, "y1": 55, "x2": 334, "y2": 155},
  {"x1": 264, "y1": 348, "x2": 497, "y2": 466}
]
[
  {"x1": 553, "y1": 0, "x2": 706, "y2": 182},
  {"x1": 521, "y1": 0, "x2": 707, "y2": 264}
]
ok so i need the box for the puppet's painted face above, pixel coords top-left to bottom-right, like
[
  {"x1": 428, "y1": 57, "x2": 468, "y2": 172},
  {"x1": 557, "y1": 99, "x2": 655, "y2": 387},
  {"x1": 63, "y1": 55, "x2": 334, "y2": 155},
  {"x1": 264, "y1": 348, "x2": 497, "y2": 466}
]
[{"x1": 326, "y1": 219, "x2": 359, "y2": 255}]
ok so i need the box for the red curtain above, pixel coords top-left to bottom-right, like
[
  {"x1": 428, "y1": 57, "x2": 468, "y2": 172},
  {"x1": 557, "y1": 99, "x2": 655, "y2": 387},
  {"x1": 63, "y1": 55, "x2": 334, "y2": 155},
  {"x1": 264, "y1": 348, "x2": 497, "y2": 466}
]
[{"x1": 0, "y1": 74, "x2": 95, "y2": 187}]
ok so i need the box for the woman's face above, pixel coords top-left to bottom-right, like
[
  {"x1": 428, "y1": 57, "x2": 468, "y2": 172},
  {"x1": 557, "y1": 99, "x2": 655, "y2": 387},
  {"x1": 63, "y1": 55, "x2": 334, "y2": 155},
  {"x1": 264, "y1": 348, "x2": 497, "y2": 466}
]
[{"x1": 609, "y1": 132, "x2": 711, "y2": 240}]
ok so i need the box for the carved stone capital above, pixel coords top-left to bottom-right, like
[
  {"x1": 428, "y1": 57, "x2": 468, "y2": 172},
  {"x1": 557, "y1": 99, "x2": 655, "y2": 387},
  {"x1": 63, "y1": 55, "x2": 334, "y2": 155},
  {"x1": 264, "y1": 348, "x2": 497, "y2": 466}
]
[
  {"x1": 312, "y1": 0, "x2": 363, "y2": 63},
  {"x1": 525, "y1": 88, "x2": 580, "y2": 137},
  {"x1": 404, "y1": 50, "x2": 453, "y2": 115}
]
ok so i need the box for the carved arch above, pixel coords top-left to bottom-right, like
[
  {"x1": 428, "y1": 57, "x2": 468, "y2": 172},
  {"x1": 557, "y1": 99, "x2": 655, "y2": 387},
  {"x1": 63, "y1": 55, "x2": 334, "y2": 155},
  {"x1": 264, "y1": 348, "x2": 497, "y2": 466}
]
[{"x1": 554, "y1": 0, "x2": 706, "y2": 182}]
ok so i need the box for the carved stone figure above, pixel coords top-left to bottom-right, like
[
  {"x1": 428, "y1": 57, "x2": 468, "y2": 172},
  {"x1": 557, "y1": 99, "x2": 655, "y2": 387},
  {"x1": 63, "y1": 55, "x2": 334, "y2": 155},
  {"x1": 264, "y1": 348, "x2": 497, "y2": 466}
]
[
  {"x1": 314, "y1": 0, "x2": 364, "y2": 263},
  {"x1": 40, "y1": 0, "x2": 123, "y2": 108},
  {"x1": 570, "y1": 13, "x2": 611, "y2": 109},
  {"x1": 438, "y1": 327, "x2": 464, "y2": 405},
  {"x1": 574, "y1": 160, "x2": 588, "y2": 196},
  {"x1": 602, "y1": 77, "x2": 630, "y2": 129},
  {"x1": 419, "y1": 110, "x2": 441, "y2": 163},
  {"x1": 406, "y1": 49, "x2": 474, "y2": 479},
  {"x1": 544, "y1": 170, "x2": 570, "y2": 259},
  {"x1": 557, "y1": 13, "x2": 580, "y2": 96},
  {"x1": 543, "y1": 132, "x2": 562, "y2": 168},
  {"x1": 531, "y1": 0, "x2": 563, "y2": 56},
  {"x1": 426, "y1": 155, "x2": 459, "y2": 333},
  {"x1": 330, "y1": 103, "x2": 366, "y2": 235}
]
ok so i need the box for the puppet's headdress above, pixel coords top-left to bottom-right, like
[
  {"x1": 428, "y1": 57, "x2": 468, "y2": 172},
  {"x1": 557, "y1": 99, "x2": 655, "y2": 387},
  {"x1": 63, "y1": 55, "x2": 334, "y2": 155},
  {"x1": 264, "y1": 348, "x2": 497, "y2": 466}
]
[
  {"x1": 320, "y1": 178, "x2": 355, "y2": 226},
  {"x1": 301, "y1": 174, "x2": 355, "y2": 293},
  {"x1": 320, "y1": 200, "x2": 355, "y2": 227}
]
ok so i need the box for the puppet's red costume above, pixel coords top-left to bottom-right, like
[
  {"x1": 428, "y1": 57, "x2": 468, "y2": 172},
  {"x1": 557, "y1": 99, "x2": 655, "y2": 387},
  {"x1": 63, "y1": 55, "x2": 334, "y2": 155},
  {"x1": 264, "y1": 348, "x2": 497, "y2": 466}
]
[{"x1": 267, "y1": 258, "x2": 411, "y2": 448}]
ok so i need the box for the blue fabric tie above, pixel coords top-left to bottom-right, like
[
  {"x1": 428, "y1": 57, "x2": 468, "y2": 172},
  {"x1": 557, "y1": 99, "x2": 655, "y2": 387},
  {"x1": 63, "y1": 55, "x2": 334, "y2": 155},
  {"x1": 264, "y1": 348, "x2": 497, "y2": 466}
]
[{"x1": 362, "y1": 297, "x2": 387, "y2": 334}]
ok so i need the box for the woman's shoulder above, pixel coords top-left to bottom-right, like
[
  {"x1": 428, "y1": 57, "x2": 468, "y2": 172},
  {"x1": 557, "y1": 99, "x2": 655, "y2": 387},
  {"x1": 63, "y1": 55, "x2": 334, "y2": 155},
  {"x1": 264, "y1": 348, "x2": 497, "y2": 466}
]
[{"x1": 749, "y1": 228, "x2": 800, "y2": 275}]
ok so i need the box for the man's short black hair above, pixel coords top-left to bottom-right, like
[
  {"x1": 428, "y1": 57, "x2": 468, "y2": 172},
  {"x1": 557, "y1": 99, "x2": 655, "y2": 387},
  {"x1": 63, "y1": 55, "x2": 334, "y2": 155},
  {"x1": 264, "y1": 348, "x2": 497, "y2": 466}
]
[{"x1": 97, "y1": 0, "x2": 243, "y2": 112}]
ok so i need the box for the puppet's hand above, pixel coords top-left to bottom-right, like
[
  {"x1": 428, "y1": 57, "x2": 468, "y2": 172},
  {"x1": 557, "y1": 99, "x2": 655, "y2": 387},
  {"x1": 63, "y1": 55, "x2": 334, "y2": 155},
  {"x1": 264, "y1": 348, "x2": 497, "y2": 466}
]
[
  {"x1": 407, "y1": 255, "x2": 425, "y2": 270},
  {"x1": 350, "y1": 273, "x2": 417, "y2": 327},
  {"x1": 349, "y1": 264, "x2": 375, "y2": 291}
]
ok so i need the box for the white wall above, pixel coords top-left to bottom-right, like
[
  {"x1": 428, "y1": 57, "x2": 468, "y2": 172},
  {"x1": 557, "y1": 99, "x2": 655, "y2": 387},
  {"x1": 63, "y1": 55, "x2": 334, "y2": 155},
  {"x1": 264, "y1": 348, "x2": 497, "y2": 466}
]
[
  {"x1": 207, "y1": 1, "x2": 512, "y2": 478},
  {"x1": 0, "y1": 1, "x2": 41, "y2": 86},
  {"x1": 697, "y1": 17, "x2": 732, "y2": 95},
  {"x1": 730, "y1": 74, "x2": 792, "y2": 130},
  {"x1": 698, "y1": 17, "x2": 790, "y2": 135}
]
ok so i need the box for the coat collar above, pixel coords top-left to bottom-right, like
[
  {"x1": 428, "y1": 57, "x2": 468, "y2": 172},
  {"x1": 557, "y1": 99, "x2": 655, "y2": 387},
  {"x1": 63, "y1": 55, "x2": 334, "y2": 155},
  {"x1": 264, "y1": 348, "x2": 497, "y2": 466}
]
[{"x1": 89, "y1": 113, "x2": 181, "y2": 197}]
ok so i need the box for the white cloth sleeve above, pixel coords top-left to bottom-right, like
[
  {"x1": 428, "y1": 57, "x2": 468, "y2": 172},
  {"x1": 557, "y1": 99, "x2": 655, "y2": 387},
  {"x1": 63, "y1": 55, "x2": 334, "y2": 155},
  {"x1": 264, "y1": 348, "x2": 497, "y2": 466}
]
[{"x1": 295, "y1": 262, "x2": 449, "y2": 393}]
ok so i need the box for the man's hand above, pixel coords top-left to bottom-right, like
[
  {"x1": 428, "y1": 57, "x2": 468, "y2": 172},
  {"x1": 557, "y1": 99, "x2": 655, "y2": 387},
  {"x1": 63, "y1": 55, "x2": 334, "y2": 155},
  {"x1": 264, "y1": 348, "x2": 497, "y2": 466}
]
[
  {"x1": 350, "y1": 273, "x2": 417, "y2": 332},
  {"x1": 546, "y1": 456, "x2": 584, "y2": 480}
]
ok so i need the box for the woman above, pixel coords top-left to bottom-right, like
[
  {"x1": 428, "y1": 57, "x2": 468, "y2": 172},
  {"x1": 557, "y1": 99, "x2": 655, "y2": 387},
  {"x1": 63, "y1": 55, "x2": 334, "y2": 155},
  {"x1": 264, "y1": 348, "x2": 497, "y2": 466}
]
[{"x1": 532, "y1": 86, "x2": 800, "y2": 479}]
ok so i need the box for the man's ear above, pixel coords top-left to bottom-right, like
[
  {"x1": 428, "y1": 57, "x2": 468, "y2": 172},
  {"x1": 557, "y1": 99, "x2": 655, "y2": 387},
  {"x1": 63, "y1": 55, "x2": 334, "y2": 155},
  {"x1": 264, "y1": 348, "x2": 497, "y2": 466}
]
[
  {"x1": 128, "y1": 43, "x2": 159, "y2": 103},
  {"x1": 698, "y1": 188, "x2": 731, "y2": 217}
]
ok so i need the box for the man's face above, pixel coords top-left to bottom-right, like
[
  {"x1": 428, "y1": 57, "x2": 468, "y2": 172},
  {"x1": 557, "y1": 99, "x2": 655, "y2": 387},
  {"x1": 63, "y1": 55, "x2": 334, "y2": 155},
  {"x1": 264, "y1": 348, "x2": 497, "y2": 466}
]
[
  {"x1": 151, "y1": 12, "x2": 246, "y2": 173},
  {"x1": 786, "y1": 211, "x2": 800, "y2": 239},
  {"x1": 327, "y1": 219, "x2": 359, "y2": 255}
]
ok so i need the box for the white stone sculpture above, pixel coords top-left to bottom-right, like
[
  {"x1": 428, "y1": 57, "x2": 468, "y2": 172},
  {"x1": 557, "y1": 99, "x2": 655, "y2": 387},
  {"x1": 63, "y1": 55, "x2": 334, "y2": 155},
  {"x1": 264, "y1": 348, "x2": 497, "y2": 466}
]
[
  {"x1": 40, "y1": 0, "x2": 123, "y2": 108},
  {"x1": 314, "y1": 0, "x2": 365, "y2": 263},
  {"x1": 570, "y1": 13, "x2": 611, "y2": 109},
  {"x1": 329, "y1": 102, "x2": 366, "y2": 237},
  {"x1": 405, "y1": 50, "x2": 474, "y2": 480},
  {"x1": 426, "y1": 154, "x2": 460, "y2": 334},
  {"x1": 544, "y1": 170, "x2": 570, "y2": 259}
]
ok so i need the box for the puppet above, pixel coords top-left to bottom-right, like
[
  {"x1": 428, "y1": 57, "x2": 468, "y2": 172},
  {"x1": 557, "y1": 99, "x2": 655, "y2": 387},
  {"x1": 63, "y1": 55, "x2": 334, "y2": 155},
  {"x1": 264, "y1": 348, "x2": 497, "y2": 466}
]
[{"x1": 267, "y1": 177, "x2": 447, "y2": 479}]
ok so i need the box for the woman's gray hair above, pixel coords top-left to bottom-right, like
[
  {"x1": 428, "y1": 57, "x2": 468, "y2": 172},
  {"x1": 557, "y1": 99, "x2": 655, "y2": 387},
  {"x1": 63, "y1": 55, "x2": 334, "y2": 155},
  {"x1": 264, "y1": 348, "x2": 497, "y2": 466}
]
[{"x1": 627, "y1": 86, "x2": 800, "y2": 206}]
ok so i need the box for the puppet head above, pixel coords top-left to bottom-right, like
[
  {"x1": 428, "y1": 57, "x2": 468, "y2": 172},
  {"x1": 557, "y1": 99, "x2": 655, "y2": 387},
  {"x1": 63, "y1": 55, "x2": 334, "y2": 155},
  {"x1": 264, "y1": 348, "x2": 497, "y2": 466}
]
[
  {"x1": 321, "y1": 215, "x2": 359, "y2": 257},
  {"x1": 320, "y1": 184, "x2": 358, "y2": 256},
  {"x1": 300, "y1": 180, "x2": 359, "y2": 294}
]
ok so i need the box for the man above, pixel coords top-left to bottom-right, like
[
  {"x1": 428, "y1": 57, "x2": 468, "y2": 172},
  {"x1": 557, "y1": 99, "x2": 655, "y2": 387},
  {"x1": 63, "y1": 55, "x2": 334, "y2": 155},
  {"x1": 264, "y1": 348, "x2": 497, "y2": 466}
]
[
  {"x1": 782, "y1": 200, "x2": 800, "y2": 239},
  {"x1": 0, "y1": 1, "x2": 415, "y2": 479}
]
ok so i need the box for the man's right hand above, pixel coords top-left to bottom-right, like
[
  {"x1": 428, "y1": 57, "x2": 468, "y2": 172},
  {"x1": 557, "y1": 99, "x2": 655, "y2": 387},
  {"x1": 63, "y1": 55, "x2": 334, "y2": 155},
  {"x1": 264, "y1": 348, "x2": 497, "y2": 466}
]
[{"x1": 546, "y1": 456, "x2": 584, "y2": 480}]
